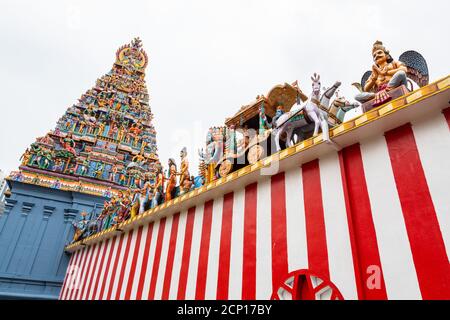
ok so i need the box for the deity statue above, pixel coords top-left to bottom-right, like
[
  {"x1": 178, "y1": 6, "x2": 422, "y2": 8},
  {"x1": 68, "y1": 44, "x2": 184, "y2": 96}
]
[
  {"x1": 355, "y1": 41, "x2": 408, "y2": 105},
  {"x1": 178, "y1": 147, "x2": 190, "y2": 194},
  {"x1": 108, "y1": 123, "x2": 118, "y2": 139},
  {"x1": 118, "y1": 168, "x2": 128, "y2": 186},
  {"x1": 72, "y1": 211, "x2": 89, "y2": 243},
  {"x1": 94, "y1": 162, "x2": 104, "y2": 179},
  {"x1": 130, "y1": 187, "x2": 149, "y2": 218},
  {"x1": 182, "y1": 175, "x2": 194, "y2": 193},
  {"x1": 117, "y1": 191, "x2": 132, "y2": 223},
  {"x1": 131, "y1": 152, "x2": 146, "y2": 167},
  {"x1": 109, "y1": 164, "x2": 119, "y2": 182},
  {"x1": 272, "y1": 105, "x2": 285, "y2": 126},
  {"x1": 20, "y1": 148, "x2": 31, "y2": 166},
  {"x1": 39, "y1": 150, "x2": 53, "y2": 169},
  {"x1": 165, "y1": 158, "x2": 177, "y2": 201},
  {"x1": 152, "y1": 162, "x2": 165, "y2": 208},
  {"x1": 117, "y1": 125, "x2": 126, "y2": 142},
  {"x1": 60, "y1": 133, "x2": 77, "y2": 156},
  {"x1": 97, "y1": 122, "x2": 105, "y2": 136}
]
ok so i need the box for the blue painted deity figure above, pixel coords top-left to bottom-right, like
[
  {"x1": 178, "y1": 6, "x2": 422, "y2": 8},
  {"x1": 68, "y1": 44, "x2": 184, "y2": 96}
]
[
  {"x1": 71, "y1": 211, "x2": 89, "y2": 243},
  {"x1": 272, "y1": 105, "x2": 285, "y2": 125}
]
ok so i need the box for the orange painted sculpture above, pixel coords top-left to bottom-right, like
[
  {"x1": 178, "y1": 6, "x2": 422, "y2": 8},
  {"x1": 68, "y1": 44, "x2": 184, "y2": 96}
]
[{"x1": 165, "y1": 158, "x2": 177, "y2": 201}]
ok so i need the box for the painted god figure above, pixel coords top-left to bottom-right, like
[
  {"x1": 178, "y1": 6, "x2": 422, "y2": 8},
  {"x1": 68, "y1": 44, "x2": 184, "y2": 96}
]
[
  {"x1": 178, "y1": 147, "x2": 190, "y2": 195},
  {"x1": 165, "y1": 158, "x2": 177, "y2": 201},
  {"x1": 355, "y1": 41, "x2": 408, "y2": 105},
  {"x1": 72, "y1": 211, "x2": 89, "y2": 243},
  {"x1": 60, "y1": 133, "x2": 77, "y2": 156},
  {"x1": 152, "y1": 162, "x2": 165, "y2": 207}
]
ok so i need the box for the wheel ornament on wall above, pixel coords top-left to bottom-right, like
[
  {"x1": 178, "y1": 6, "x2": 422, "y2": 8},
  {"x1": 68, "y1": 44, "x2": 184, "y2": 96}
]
[{"x1": 271, "y1": 269, "x2": 344, "y2": 300}]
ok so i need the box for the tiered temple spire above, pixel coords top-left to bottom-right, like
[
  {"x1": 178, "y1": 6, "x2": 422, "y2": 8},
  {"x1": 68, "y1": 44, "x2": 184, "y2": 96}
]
[{"x1": 10, "y1": 38, "x2": 159, "y2": 197}]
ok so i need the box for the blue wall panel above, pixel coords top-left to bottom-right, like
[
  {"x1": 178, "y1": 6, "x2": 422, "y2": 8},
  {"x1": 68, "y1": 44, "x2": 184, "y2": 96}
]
[{"x1": 0, "y1": 181, "x2": 106, "y2": 299}]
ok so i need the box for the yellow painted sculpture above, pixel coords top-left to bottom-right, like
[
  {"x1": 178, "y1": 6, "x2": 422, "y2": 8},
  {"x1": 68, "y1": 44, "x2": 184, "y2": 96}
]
[{"x1": 178, "y1": 147, "x2": 190, "y2": 194}]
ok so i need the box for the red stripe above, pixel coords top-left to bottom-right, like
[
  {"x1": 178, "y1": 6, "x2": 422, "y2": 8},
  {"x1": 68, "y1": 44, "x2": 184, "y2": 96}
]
[
  {"x1": 148, "y1": 218, "x2": 167, "y2": 299},
  {"x1": 302, "y1": 160, "x2": 330, "y2": 279},
  {"x1": 177, "y1": 207, "x2": 196, "y2": 299},
  {"x1": 338, "y1": 151, "x2": 364, "y2": 300},
  {"x1": 90, "y1": 239, "x2": 110, "y2": 300},
  {"x1": 124, "y1": 226, "x2": 144, "y2": 299},
  {"x1": 98, "y1": 236, "x2": 117, "y2": 300},
  {"x1": 105, "y1": 233, "x2": 125, "y2": 300},
  {"x1": 271, "y1": 173, "x2": 289, "y2": 291},
  {"x1": 195, "y1": 200, "x2": 214, "y2": 300},
  {"x1": 385, "y1": 124, "x2": 450, "y2": 299},
  {"x1": 242, "y1": 183, "x2": 257, "y2": 299},
  {"x1": 114, "y1": 229, "x2": 134, "y2": 299},
  {"x1": 136, "y1": 223, "x2": 154, "y2": 300},
  {"x1": 83, "y1": 241, "x2": 103, "y2": 299},
  {"x1": 161, "y1": 213, "x2": 180, "y2": 300},
  {"x1": 216, "y1": 192, "x2": 234, "y2": 300},
  {"x1": 68, "y1": 248, "x2": 87, "y2": 300},
  {"x1": 443, "y1": 107, "x2": 450, "y2": 129},
  {"x1": 58, "y1": 251, "x2": 74, "y2": 300},
  {"x1": 78, "y1": 243, "x2": 98, "y2": 300},
  {"x1": 339, "y1": 144, "x2": 387, "y2": 299}
]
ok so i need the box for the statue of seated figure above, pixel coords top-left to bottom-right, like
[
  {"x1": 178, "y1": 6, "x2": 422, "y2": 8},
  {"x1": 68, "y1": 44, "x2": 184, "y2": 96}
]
[{"x1": 355, "y1": 41, "x2": 408, "y2": 106}]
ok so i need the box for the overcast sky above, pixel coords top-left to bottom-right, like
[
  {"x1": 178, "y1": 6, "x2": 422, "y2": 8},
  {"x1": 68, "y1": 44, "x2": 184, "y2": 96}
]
[{"x1": 0, "y1": 0, "x2": 449, "y2": 176}]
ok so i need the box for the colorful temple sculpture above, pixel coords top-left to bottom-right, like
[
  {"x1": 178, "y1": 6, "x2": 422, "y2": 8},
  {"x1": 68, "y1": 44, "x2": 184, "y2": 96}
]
[
  {"x1": 0, "y1": 38, "x2": 159, "y2": 299},
  {"x1": 60, "y1": 40, "x2": 450, "y2": 300}
]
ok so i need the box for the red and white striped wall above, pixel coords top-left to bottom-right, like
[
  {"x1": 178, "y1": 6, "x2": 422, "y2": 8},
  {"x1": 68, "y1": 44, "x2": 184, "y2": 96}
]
[{"x1": 60, "y1": 108, "x2": 450, "y2": 300}]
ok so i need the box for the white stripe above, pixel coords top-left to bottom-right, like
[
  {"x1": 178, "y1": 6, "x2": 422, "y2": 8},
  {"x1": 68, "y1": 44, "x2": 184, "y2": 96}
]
[
  {"x1": 61, "y1": 251, "x2": 77, "y2": 299},
  {"x1": 155, "y1": 215, "x2": 173, "y2": 299},
  {"x1": 228, "y1": 188, "x2": 245, "y2": 299},
  {"x1": 79, "y1": 244, "x2": 99, "y2": 300},
  {"x1": 319, "y1": 152, "x2": 358, "y2": 300},
  {"x1": 205, "y1": 196, "x2": 223, "y2": 299},
  {"x1": 169, "y1": 210, "x2": 188, "y2": 299},
  {"x1": 110, "y1": 232, "x2": 130, "y2": 299},
  {"x1": 93, "y1": 239, "x2": 113, "y2": 300},
  {"x1": 185, "y1": 206, "x2": 204, "y2": 299},
  {"x1": 75, "y1": 246, "x2": 93, "y2": 300},
  {"x1": 412, "y1": 111, "x2": 450, "y2": 259},
  {"x1": 83, "y1": 244, "x2": 101, "y2": 299},
  {"x1": 256, "y1": 178, "x2": 272, "y2": 299},
  {"x1": 69, "y1": 249, "x2": 86, "y2": 300},
  {"x1": 100, "y1": 236, "x2": 120, "y2": 300},
  {"x1": 361, "y1": 136, "x2": 422, "y2": 299},
  {"x1": 87, "y1": 241, "x2": 106, "y2": 300},
  {"x1": 141, "y1": 219, "x2": 160, "y2": 300},
  {"x1": 284, "y1": 166, "x2": 309, "y2": 272},
  {"x1": 119, "y1": 229, "x2": 138, "y2": 299},
  {"x1": 130, "y1": 225, "x2": 149, "y2": 299}
]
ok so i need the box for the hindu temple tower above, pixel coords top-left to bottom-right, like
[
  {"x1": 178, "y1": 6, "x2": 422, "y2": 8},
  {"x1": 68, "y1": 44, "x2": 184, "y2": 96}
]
[{"x1": 0, "y1": 38, "x2": 159, "y2": 299}]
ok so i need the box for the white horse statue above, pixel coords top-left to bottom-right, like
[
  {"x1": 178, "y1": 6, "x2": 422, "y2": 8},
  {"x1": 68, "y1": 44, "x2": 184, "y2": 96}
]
[{"x1": 273, "y1": 73, "x2": 341, "y2": 151}]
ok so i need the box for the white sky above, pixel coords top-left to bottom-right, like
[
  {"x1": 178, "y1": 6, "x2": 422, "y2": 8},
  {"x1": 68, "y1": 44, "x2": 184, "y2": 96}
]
[{"x1": 0, "y1": 0, "x2": 449, "y2": 176}]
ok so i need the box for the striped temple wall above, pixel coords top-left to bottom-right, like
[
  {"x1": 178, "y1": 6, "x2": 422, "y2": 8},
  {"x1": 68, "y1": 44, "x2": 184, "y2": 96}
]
[{"x1": 60, "y1": 80, "x2": 450, "y2": 300}]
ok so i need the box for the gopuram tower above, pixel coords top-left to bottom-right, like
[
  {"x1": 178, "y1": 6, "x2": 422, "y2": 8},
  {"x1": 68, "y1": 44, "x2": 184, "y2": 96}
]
[{"x1": 0, "y1": 38, "x2": 159, "y2": 299}]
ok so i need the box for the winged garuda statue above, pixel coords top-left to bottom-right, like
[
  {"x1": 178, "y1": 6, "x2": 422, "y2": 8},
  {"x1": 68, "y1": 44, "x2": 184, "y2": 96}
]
[{"x1": 353, "y1": 41, "x2": 429, "y2": 104}]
